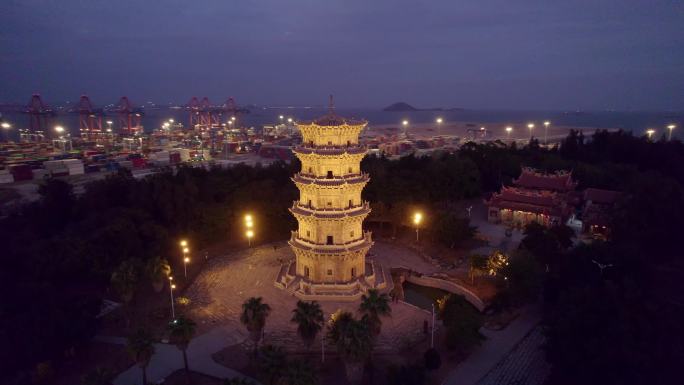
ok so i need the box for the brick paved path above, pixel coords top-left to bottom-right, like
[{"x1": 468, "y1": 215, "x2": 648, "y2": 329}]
[{"x1": 184, "y1": 241, "x2": 439, "y2": 352}]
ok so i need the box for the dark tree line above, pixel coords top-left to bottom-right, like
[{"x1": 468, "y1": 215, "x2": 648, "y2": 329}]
[{"x1": 0, "y1": 162, "x2": 298, "y2": 380}]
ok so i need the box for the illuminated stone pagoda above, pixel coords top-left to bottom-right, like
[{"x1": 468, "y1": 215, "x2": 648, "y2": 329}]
[{"x1": 275, "y1": 97, "x2": 385, "y2": 300}]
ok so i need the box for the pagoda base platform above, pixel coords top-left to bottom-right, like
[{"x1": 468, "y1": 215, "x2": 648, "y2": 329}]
[{"x1": 274, "y1": 259, "x2": 387, "y2": 302}]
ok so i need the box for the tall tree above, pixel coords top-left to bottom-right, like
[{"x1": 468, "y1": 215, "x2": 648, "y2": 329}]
[
  {"x1": 438, "y1": 294, "x2": 484, "y2": 353},
  {"x1": 328, "y1": 311, "x2": 373, "y2": 384},
  {"x1": 291, "y1": 300, "x2": 324, "y2": 350},
  {"x1": 240, "y1": 297, "x2": 271, "y2": 356},
  {"x1": 126, "y1": 329, "x2": 155, "y2": 385},
  {"x1": 358, "y1": 289, "x2": 392, "y2": 338},
  {"x1": 110, "y1": 259, "x2": 141, "y2": 303},
  {"x1": 168, "y1": 316, "x2": 197, "y2": 383},
  {"x1": 146, "y1": 256, "x2": 171, "y2": 293}
]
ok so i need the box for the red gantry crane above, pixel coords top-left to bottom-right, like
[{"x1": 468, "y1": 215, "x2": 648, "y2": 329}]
[
  {"x1": 74, "y1": 95, "x2": 104, "y2": 139},
  {"x1": 115, "y1": 96, "x2": 143, "y2": 135}
]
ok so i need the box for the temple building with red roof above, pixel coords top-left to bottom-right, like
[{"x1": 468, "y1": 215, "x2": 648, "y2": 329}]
[{"x1": 486, "y1": 168, "x2": 578, "y2": 227}]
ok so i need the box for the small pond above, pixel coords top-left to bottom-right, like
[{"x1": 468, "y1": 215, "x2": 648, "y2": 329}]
[{"x1": 402, "y1": 281, "x2": 450, "y2": 311}]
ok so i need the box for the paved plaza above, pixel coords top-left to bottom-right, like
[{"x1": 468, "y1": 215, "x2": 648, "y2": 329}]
[{"x1": 184, "y1": 240, "x2": 441, "y2": 351}]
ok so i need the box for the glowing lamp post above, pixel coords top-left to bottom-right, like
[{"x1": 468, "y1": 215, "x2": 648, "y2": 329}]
[
  {"x1": 646, "y1": 129, "x2": 655, "y2": 140},
  {"x1": 182, "y1": 248, "x2": 189, "y2": 277},
  {"x1": 543, "y1": 121, "x2": 550, "y2": 145},
  {"x1": 183, "y1": 256, "x2": 190, "y2": 278},
  {"x1": 179, "y1": 240, "x2": 189, "y2": 277},
  {"x1": 169, "y1": 276, "x2": 176, "y2": 319},
  {"x1": 245, "y1": 214, "x2": 254, "y2": 247},
  {"x1": 527, "y1": 123, "x2": 534, "y2": 140},
  {"x1": 667, "y1": 124, "x2": 676, "y2": 141},
  {"x1": 505, "y1": 126, "x2": 513, "y2": 140},
  {"x1": 436, "y1": 117, "x2": 443, "y2": 136},
  {"x1": 413, "y1": 212, "x2": 423, "y2": 243},
  {"x1": 1, "y1": 122, "x2": 10, "y2": 142},
  {"x1": 402, "y1": 120, "x2": 409, "y2": 135}
]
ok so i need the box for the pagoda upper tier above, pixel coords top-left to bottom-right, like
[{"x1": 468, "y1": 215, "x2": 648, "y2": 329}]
[{"x1": 297, "y1": 113, "x2": 368, "y2": 147}]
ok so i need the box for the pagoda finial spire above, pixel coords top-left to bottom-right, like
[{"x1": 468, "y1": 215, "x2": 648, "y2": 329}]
[{"x1": 328, "y1": 94, "x2": 335, "y2": 114}]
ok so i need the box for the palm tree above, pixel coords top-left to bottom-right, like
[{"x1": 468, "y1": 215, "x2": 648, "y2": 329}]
[
  {"x1": 146, "y1": 256, "x2": 171, "y2": 292},
  {"x1": 328, "y1": 312, "x2": 373, "y2": 384},
  {"x1": 240, "y1": 297, "x2": 271, "y2": 356},
  {"x1": 281, "y1": 359, "x2": 317, "y2": 385},
  {"x1": 291, "y1": 300, "x2": 324, "y2": 350},
  {"x1": 81, "y1": 367, "x2": 114, "y2": 385},
  {"x1": 257, "y1": 344, "x2": 286, "y2": 385},
  {"x1": 126, "y1": 328, "x2": 155, "y2": 385},
  {"x1": 168, "y1": 315, "x2": 197, "y2": 383},
  {"x1": 359, "y1": 289, "x2": 392, "y2": 338}
]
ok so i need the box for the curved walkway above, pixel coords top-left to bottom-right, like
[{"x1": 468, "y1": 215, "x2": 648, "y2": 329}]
[{"x1": 97, "y1": 321, "x2": 260, "y2": 385}]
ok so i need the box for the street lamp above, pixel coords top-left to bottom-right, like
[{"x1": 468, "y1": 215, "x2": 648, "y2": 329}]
[
  {"x1": 183, "y1": 257, "x2": 190, "y2": 278},
  {"x1": 287, "y1": 118, "x2": 293, "y2": 123},
  {"x1": 169, "y1": 276, "x2": 176, "y2": 319},
  {"x1": 431, "y1": 303, "x2": 436, "y2": 348},
  {"x1": 169, "y1": 119, "x2": 174, "y2": 123},
  {"x1": 402, "y1": 120, "x2": 409, "y2": 135},
  {"x1": 505, "y1": 126, "x2": 513, "y2": 140},
  {"x1": 1, "y1": 122, "x2": 11, "y2": 129},
  {"x1": 413, "y1": 212, "x2": 422, "y2": 242},
  {"x1": 667, "y1": 124, "x2": 676, "y2": 141},
  {"x1": 435, "y1": 117, "x2": 443, "y2": 136},
  {"x1": 246, "y1": 230, "x2": 254, "y2": 247},
  {"x1": 245, "y1": 214, "x2": 254, "y2": 246},
  {"x1": 543, "y1": 121, "x2": 550, "y2": 145},
  {"x1": 527, "y1": 123, "x2": 534, "y2": 140},
  {"x1": 646, "y1": 129, "x2": 655, "y2": 140},
  {"x1": 55, "y1": 125, "x2": 65, "y2": 135}
]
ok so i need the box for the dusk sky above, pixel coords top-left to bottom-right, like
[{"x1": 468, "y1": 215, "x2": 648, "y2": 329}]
[{"x1": 1, "y1": 0, "x2": 682, "y2": 110}]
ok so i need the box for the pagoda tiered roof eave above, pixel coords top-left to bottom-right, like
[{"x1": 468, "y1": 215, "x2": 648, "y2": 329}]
[
  {"x1": 292, "y1": 173, "x2": 370, "y2": 186},
  {"x1": 289, "y1": 231, "x2": 373, "y2": 254},
  {"x1": 289, "y1": 202, "x2": 371, "y2": 219},
  {"x1": 296, "y1": 114, "x2": 367, "y2": 127},
  {"x1": 293, "y1": 145, "x2": 367, "y2": 156}
]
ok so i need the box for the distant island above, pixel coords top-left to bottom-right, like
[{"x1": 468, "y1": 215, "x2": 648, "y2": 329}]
[{"x1": 383, "y1": 102, "x2": 463, "y2": 112}]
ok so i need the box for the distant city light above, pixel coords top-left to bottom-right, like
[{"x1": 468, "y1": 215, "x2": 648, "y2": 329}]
[
  {"x1": 1, "y1": 122, "x2": 10, "y2": 129},
  {"x1": 436, "y1": 118, "x2": 443, "y2": 124},
  {"x1": 402, "y1": 120, "x2": 409, "y2": 126},
  {"x1": 55, "y1": 126, "x2": 65, "y2": 133},
  {"x1": 505, "y1": 126, "x2": 513, "y2": 133}
]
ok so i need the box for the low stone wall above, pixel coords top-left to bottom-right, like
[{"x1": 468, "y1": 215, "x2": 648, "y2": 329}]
[{"x1": 405, "y1": 274, "x2": 486, "y2": 312}]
